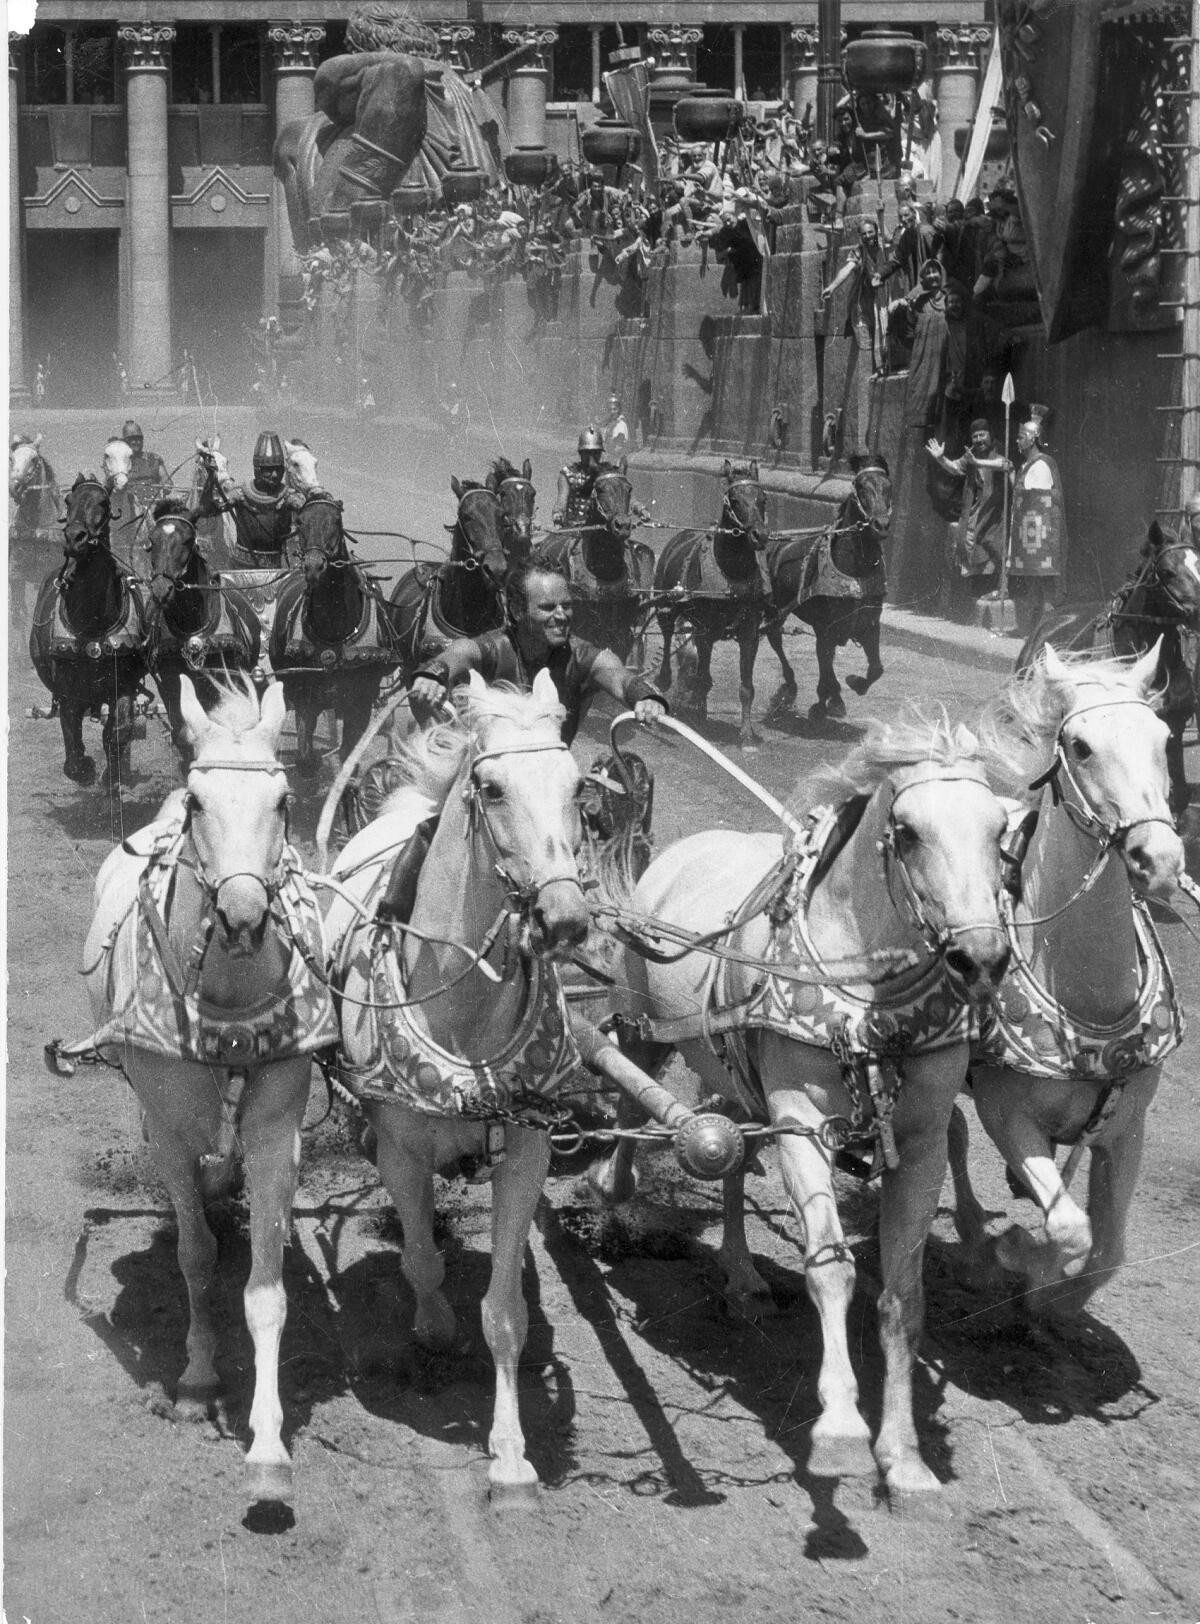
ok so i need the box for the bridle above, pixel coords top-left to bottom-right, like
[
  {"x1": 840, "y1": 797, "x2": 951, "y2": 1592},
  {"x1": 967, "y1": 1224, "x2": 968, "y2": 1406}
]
[
  {"x1": 462, "y1": 739, "x2": 584, "y2": 916},
  {"x1": 589, "y1": 471, "x2": 633, "y2": 538},
  {"x1": 496, "y1": 475, "x2": 536, "y2": 550},
  {"x1": 59, "y1": 480, "x2": 112, "y2": 570},
  {"x1": 1028, "y1": 694, "x2": 1177, "y2": 855},
  {"x1": 876, "y1": 764, "x2": 1006, "y2": 971},
  {"x1": 290, "y1": 493, "x2": 351, "y2": 574},
  {"x1": 1110, "y1": 541, "x2": 1200, "y2": 630},
  {"x1": 146, "y1": 515, "x2": 200, "y2": 593},
  {"x1": 181, "y1": 758, "x2": 295, "y2": 902},
  {"x1": 10, "y1": 448, "x2": 51, "y2": 502},
  {"x1": 717, "y1": 478, "x2": 767, "y2": 544},
  {"x1": 451, "y1": 485, "x2": 508, "y2": 581},
  {"x1": 842, "y1": 470, "x2": 892, "y2": 546}
]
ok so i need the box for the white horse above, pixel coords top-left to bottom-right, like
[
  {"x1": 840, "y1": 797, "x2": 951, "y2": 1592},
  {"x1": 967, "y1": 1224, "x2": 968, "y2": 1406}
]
[
  {"x1": 79, "y1": 675, "x2": 335, "y2": 1501},
  {"x1": 324, "y1": 670, "x2": 590, "y2": 1505},
  {"x1": 949, "y1": 644, "x2": 1185, "y2": 1319},
  {"x1": 589, "y1": 713, "x2": 1011, "y2": 1494},
  {"x1": 190, "y1": 435, "x2": 321, "y2": 561}
]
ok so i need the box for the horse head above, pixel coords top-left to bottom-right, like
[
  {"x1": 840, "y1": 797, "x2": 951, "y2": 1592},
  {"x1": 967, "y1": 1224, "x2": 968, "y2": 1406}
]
[
  {"x1": 284, "y1": 438, "x2": 320, "y2": 496},
  {"x1": 1143, "y1": 519, "x2": 1200, "y2": 631},
  {"x1": 848, "y1": 460, "x2": 894, "y2": 544},
  {"x1": 449, "y1": 474, "x2": 508, "y2": 588},
  {"x1": 145, "y1": 499, "x2": 200, "y2": 607},
  {"x1": 178, "y1": 675, "x2": 292, "y2": 953},
  {"x1": 292, "y1": 491, "x2": 347, "y2": 584},
  {"x1": 460, "y1": 667, "x2": 590, "y2": 954},
  {"x1": 102, "y1": 438, "x2": 132, "y2": 493},
  {"x1": 721, "y1": 458, "x2": 769, "y2": 548},
  {"x1": 591, "y1": 460, "x2": 634, "y2": 544},
  {"x1": 9, "y1": 433, "x2": 43, "y2": 501},
  {"x1": 488, "y1": 456, "x2": 535, "y2": 563},
  {"x1": 61, "y1": 474, "x2": 112, "y2": 558},
  {"x1": 1038, "y1": 643, "x2": 1184, "y2": 898}
]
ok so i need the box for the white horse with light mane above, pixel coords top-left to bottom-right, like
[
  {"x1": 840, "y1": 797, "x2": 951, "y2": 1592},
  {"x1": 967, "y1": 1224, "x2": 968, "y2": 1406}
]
[
  {"x1": 75, "y1": 676, "x2": 335, "y2": 1502},
  {"x1": 324, "y1": 670, "x2": 590, "y2": 1505},
  {"x1": 589, "y1": 712, "x2": 1012, "y2": 1494},
  {"x1": 949, "y1": 643, "x2": 1185, "y2": 1318}
]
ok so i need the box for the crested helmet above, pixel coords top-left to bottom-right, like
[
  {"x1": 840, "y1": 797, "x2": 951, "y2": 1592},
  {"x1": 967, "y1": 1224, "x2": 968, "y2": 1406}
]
[
  {"x1": 578, "y1": 426, "x2": 604, "y2": 455},
  {"x1": 121, "y1": 419, "x2": 143, "y2": 443},
  {"x1": 253, "y1": 429, "x2": 286, "y2": 472}
]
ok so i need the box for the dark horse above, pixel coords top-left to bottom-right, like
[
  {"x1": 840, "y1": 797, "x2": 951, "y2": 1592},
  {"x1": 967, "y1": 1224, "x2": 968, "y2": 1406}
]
[
  {"x1": 491, "y1": 456, "x2": 536, "y2": 565},
  {"x1": 29, "y1": 475, "x2": 147, "y2": 789},
  {"x1": 142, "y1": 499, "x2": 261, "y2": 757},
  {"x1": 536, "y1": 458, "x2": 653, "y2": 663},
  {"x1": 10, "y1": 434, "x2": 61, "y2": 630},
  {"x1": 763, "y1": 461, "x2": 895, "y2": 721},
  {"x1": 1018, "y1": 519, "x2": 1200, "y2": 814},
  {"x1": 654, "y1": 459, "x2": 773, "y2": 748},
  {"x1": 269, "y1": 491, "x2": 401, "y2": 776},
  {"x1": 388, "y1": 476, "x2": 513, "y2": 676}
]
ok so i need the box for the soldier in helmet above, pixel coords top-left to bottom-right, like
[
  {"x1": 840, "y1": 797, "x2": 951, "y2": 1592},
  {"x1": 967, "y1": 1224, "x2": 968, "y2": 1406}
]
[
  {"x1": 119, "y1": 419, "x2": 170, "y2": 508},
  {"x1": 194, "y1": 430, "x2": 305, "y2": 567},
  {"x1": 553, "y1": 426, "x2": 649, "y2": 529}
]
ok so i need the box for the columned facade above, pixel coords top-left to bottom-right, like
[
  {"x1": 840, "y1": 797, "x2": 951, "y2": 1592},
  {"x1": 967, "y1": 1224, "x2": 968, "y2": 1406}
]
[
  {"x1": 934, "y1": 23, "x2": 990, "y2": 199},
  {"x1": 119, "y1": 21, "x2": 174, "y2": 394},
  {"x1": 10, "y1": 36, "x2": 29, "y2": 404}
]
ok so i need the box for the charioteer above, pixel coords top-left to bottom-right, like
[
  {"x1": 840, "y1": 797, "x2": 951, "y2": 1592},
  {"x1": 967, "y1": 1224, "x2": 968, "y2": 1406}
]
[
  {"x1": 553, "y1": 427, "x2": 649, "y2": 530},
  {"x1": 409, "y1": 561, "x2": 667, "y2": 742},
  {"x1": 119, "y1": 419, "x2": 170, "y2": 508},
  {"x1": 194, "y1": 430, "x2": 309, "y2": 568}
]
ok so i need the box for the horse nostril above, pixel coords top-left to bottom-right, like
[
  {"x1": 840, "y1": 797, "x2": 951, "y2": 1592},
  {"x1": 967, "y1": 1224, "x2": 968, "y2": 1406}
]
[{"x1": 945, "y1": 947, "x2": 979, "y2": 984}]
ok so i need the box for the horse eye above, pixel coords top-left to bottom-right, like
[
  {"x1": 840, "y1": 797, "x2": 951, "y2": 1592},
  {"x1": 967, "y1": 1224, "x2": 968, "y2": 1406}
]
[
  {"x1": 482, "y1": 781, "x2": 504, "y2": 803},
  {"x1": 893, "y1": 820, "x2": 919, "y2": 848},
  {"x1": 1070, "y1": 738, "x2": 1092, "y2": 761}
]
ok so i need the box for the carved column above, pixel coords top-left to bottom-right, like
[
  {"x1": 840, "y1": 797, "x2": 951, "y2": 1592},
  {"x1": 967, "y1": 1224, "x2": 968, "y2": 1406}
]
[
  {"x1": 935, "y1": 24, "x2": 990, "y2": 199},
  {"x1": 503, "y1": 29, "x2": 556, "y2": 149},
  {"x1": 119, "y1": 24, "x2": 175, "y2": 393},
  {"x1": 732, "y1": 24, "x2": 745, "y2": 101},
  {"x1": 590, "y1": 26, "x2": 603, "y2": 106},
  {"x1": 268, "y1": 21, "x2": 324, "y2": 317},
  {"x1": 789, "y1": 26, "x2": 818, "y2": 127},
  {"x1": 10, "y1": 36, "x2": 29, "y2": 405}
]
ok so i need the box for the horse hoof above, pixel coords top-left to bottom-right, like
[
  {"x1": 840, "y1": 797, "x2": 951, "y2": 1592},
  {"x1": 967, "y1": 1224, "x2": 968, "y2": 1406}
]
[
  {"x1": 174, "y1": 1383, "x2": 220, "y2": 1423},
  {"x1": 64, "y1": 757, "x2": 96, "y2": 786},
  {"x1": 825, "y1": 695, "x2": 847, "y2": 720},
  {"x1": 245, "y1": 1461, "x2": 294, "y2": 1503},
  {"x1": 807, "y1": 702, "x2": 827, "y2": 723},
  {"x1": 807, "y1": 1431, "x2": 877, "y2": 1480},
  {"x1": 488, "y1": 1476, "x2": 541, "y2": 1512},
  {"x1": 845, "y1": 676, "x2": 870, "y2": 696}
]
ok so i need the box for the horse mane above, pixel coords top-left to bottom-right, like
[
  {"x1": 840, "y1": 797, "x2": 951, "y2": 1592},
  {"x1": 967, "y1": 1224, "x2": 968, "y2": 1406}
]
[
  {"x1": 490, "y1": 457, "x2": 520, "y2": 484},
  {"x1": 977, "y1": 649, "x2": 1159, "y2": 801},
  {"x1": 202, "y1": 674, "x2": 276, "y2": 737},
  {"x1": 379, "y1": 683, "x2": 566, "y2": 816},
  {"x1": 726, "y1": 462, "x2": 758, "y2": 481},
  {"x1": 150, "y1": 494, "x2": 192, "y2": 522},
  {"x1": 788, "y1": 705, "x2": 983, "y2": 818}
]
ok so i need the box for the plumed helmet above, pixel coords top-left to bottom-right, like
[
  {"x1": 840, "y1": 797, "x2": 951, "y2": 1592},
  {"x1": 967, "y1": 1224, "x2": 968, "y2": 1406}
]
[
  {"x1": 121, "y1": 419, "x2": 143, "y2": 442},
  {"x1": 578, "y1": 426, "x2": 604, "y2": 454},
  {"x1": 253, "y1": 430, "x2": 286, "y2": 471}
]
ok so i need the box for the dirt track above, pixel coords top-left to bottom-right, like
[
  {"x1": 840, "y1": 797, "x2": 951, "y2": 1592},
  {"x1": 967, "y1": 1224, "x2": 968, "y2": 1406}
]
[{"x1": 6, "y1": 412, "x2": 1200, "y2": 1624}]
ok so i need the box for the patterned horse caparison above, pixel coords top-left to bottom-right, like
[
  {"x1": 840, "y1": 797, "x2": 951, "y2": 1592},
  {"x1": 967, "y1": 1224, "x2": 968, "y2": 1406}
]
[{"x1": 652, "y1": 459, "x2": 774, "y2": 748}]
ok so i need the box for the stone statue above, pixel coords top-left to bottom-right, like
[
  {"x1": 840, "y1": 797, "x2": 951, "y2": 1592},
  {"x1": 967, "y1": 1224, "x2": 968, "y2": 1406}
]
[{"x1": 273, "y1": 3, "x2": 509, "y2": 252}]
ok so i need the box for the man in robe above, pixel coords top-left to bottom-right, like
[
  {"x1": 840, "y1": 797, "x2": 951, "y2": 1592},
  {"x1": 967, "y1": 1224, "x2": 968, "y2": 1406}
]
[{"x1": 1008, "y1": 412, "x2": 1067, "y2": 636}]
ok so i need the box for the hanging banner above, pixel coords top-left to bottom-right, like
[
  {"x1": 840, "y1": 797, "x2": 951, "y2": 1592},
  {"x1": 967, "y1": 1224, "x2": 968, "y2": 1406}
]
[{"x1": 604, "y1": 60, "x2": 661, "y2": 200}]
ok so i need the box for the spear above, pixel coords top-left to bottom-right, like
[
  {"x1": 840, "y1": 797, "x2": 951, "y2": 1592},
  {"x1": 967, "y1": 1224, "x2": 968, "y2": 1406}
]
[{"x1": 998, "y1": 369, "x2": 1016, "y2": 610}]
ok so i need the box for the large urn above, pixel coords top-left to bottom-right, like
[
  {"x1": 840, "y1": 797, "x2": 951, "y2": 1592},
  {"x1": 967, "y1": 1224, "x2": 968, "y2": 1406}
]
[
  {"x1": 441, "y1": 154, "x2": 486, "y2": 207},
  {"x1": 581, "y1": 116, "x2": 641, "y2": 171},
  {"x1": 843, "y1": 27, "x2": 926, "y2": 94},
  {"x1": 673, "y1": 86, "x2": 739, "y2": 144},
  {"x1": 390, "y1": 180, "x2": 434, "y2": 219},
  {"x1": 504, "y1": 144, "x2": 558, "y2": 188}
]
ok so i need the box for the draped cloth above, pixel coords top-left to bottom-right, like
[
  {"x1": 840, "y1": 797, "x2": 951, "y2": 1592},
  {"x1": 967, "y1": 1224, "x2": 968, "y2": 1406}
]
[{"x1": 604, "y1": 60, "x2": 660, "y2": 201}]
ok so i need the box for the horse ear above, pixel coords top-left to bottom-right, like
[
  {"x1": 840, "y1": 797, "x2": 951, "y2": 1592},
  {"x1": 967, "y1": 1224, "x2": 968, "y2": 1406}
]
[
  {"x1": 1148, "y1": 519, "x2": 1165, "y2": 550},
  {"x1": 522, "y1": 458, "x2": 532, "y2": 482},
  {"x1": 1041, "y1": 644, "x2": 1071, "y2": 685},
  {"x1": 451, "y1": 474, "x2": 464, "y2": 500},
  {"x1": 257, "y1": 679, "x2": 288, "y2": 745},
  {"x1": 722, "y1": 458, "x2": 733, "y2": 483},
  {"x1": 750, "y1": 459, "x2": 759, "y2": 482},
  {"x1": 465, "y1": 668, "x2": 488, "y2": 699},
  {"x1": 33, "y1": 432, "x2": 43, "y2": 449},
  {"x1": 1130, "y1": 637, "x2": 1163, "y2": 696},
  {"x1": 531, "y1": 667, "x2": 558, "y2": 710},
  {"x1": 177, "y1": 677, "x2": 210, "y2": 747},
  {"x1": 618, "y1": 455, "x2": 628, "y2": 477}
]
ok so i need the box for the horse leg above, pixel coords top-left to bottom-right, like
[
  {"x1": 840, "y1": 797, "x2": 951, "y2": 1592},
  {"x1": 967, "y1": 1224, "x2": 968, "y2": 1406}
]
[
  {"x1": 59, "y1": 695, "x2": 95, "y2": 785},
  {"x1": 736, "y1": 614, "x2": 762, "y2": 749},
  {"x1": 718, "y1": 1160, "x2": 776, "y2": 1319},
  {"x1": 291, "y1": 686, "x2": 320, "y2": 778},
  {"x1": 100, "y1": 690, "x2": 135, "y2": 791},
  {"x1": 872, "y1": 1054, "x2": 962, "y2": 1494},
  {"x1": 763, "y1": 616, "x2": 798, "y2": 717},
  {"x1": 845, "y1": 607, "x2": 884, "y2": 697},
  {"x1": 1035, "y1": 1074, "x2": 1158, "y2": 1320},
  {"x1": 239, "y1": 1058, "x2": 310, "y2": 1502},
  {"x1": 656, "y1": 610, "x2": 675, "y2": 694},
  {"x1": 765, "y1": 1057, "x2": 874, "y2": 1478},
  {"x1": 810, "y1": 629, "x2": 846, "y2": 720},
  {"x1": 1163, "y1": 707, "x2": 1191, "y2": 815},
  {"x1": 945, "y1": 1099, "x2": 991, "y2": 1251},
  {"x1": 689, "y1": 630, "x2": 713, "y2": 727},
  {"x1": 970, "y1": 1068, "x2": 1094, "y2": 1310},
  {"x1": 371, "y1": 1108, "x2": 457, "y2": 1350},
  {"x1": 484, "y1": 1124, "x2": 550, "y2": 1506}
]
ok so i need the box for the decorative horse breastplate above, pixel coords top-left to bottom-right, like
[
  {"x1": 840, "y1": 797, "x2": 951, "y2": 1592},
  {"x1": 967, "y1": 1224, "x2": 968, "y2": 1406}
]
[
  {"x1": 47, "y1": 568, "x2": 144, "y2": 662},
  {"x1": 277, "y1": 583, "x2": 397, "y2": 671},
  {"x1": 709, "y1": 803, "x2": 970, "y2": 1120},
  {"x1": 150, "y1": 587, "x2": 253, "y2": 671},
  {"x1": 686, "y1": 532, "x2": 770, "y2": 602},
  {"x1": 565, "y1": 537, "x2": 654, "y2": 603},
  {"x1": 334, "y1": 862, "x2": 582, "y2": 1118},
  {"x1": 85, "y1": 820, "x2": 338, "y2": 1068},
  {"x1": 971, "y1": 895, "x2": 1183, "y2": 1081},
  {"x1": 798, "y1": 530, "x2": 886, "y2": 612}
]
